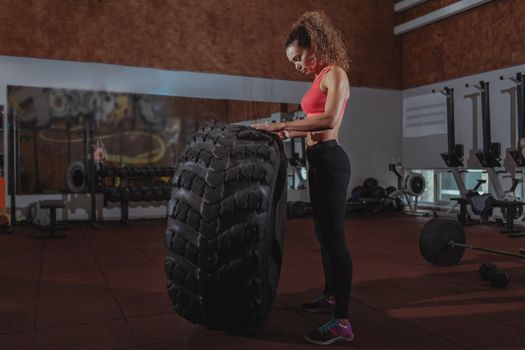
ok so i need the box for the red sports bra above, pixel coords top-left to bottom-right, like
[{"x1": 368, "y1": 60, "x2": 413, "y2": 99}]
[{"x1": 300, "y1": 64, "x2": 347, "y2": 117}]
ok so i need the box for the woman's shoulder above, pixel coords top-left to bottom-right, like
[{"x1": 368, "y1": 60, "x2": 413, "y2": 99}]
[
  {"x1": 328, "y1": 65, "x2": 348, "y2": 77},
  {"x1": 323, "y1": 65, "x2": 349, "y2": 86}
]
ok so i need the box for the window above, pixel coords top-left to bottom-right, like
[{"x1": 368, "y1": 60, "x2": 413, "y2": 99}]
[
  {"x1": 409, "y1": 169, "x2": 489, "y2": 206},
  {"x1": 437, "y1": 169, "x2": 488, "y2": 202}
]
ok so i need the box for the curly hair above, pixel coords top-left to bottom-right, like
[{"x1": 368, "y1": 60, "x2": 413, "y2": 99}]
[{"x1": 284, "y1": 11, "x2": 350, "y2": 72}]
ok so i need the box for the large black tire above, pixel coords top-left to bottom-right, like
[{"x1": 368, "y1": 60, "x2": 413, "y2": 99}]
[{"x1": 164, "y1": 125, "x2": 287, "y2": 330}]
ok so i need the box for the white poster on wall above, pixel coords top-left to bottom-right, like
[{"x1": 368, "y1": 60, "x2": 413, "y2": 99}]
[{"x1": 403, "y1": 93, "x2": 447, "y2": 138}]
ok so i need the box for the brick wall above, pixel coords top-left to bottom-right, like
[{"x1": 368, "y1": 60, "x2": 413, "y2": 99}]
[
  {"x1": 399, "y1": 0, "x2": 524, "y2": 88},
  {"x1": 0, "y1": 0, "x2": 400, "y2": 89}
]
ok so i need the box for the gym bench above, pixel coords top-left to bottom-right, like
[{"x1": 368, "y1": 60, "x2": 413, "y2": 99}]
[{"x1": 39, "y1": 200, "x2": 66, "y2": 239}]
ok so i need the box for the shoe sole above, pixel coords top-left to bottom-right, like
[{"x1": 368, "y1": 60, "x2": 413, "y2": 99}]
[{"x1": 304, "y1": 334, "x2": 354, "y2": 345}]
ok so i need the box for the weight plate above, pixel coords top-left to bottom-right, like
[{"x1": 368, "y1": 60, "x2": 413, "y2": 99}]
[{"x1": 419, "y1": 218, "x2": 465, "y2": 266}]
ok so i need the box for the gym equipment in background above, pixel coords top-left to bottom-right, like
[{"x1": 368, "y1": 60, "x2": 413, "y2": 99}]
[
  {"x1": 434, "y1": 87, "x2": 484, "y2": 221},
  {"x1": 387, "y1": 163, "x2": 426, "y2": 215},
  {"x1": 478, "y1": 263, "x2": 510, "y2": 288},
  {"x1": 346, "y1": 176, "x2": 405, "y2": 215},
  {"x1": 465, "y1": 81, "x2": 505, "y2": 199},
  {"x1": 500, "y1": 73, "x2": 525, "y2": 222},
  {"x1": 286, "y1": 136, "x2": 307, "y2": 190},
  {"x1": 419, "y1": 218, "x2": 524, "y2": 288},
  {"x1": 462, "y1": 80, "x2": 525, "y2": 234},
  {"x1": 420, "y1": 218, "x2": 525, "y2": 264},
  {"x1": 97, "y1": 165, "x2": 175, "y2": 224},
  {"x1": 279, "y1": 109, "x2": 308, "y2": 191},
  {"x1": 286, "y1": 201, "x2": 312, "y2": 219},
  {"x1": 6, "y1": 104, "x2": 18, "y2": 232},
  {"x1": 501, "y1": 72, "x2": 525, "y2": 169},
  {"x1": 433, "y1": 86, "x2": 523, "y2": 232}
]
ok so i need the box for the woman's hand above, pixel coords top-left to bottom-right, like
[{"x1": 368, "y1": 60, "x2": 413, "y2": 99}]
[
  {"x1": 250, "y1": 122, "x2": 285, "y2": 132},
  {"x1": 275, "y1": 130, "x2": 290, "y2": 140}
]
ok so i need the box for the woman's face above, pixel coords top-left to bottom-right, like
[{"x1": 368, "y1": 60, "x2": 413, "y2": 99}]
[{"x1": 286, "y1": 41, "x2": 318, "y2": 75}]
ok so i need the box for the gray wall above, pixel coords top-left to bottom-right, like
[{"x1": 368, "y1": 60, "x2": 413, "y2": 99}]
[
  {"x1": 402, "y1": 64, "x2": 525, "y2": 170},
  {"x1": 341, "y1": 88, "x2": 402, "y2": 194}
]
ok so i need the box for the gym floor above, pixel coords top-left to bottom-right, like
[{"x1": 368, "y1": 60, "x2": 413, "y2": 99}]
[{"x1": 1, "y1": 215, "x2": 525, "y2": 349}]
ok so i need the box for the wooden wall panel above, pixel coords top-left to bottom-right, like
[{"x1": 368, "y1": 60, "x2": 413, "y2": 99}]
[{"x1": 0, "y1": 0, "x2": 401, "y2": 89}]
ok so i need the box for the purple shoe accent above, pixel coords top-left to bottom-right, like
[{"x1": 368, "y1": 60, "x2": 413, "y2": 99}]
[{"x1": 304, "y1": 319, "x2": 354, "y2": 345}]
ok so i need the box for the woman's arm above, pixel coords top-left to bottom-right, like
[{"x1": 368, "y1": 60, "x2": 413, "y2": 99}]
[
  {"x1": 252, "y1": 67, "x2": 350, "y2": 133},
  {"x1": 286, "y1": 130, "x2": 308, "y2": 138},
  {"x1": 273, "y1": 130, "x2": 307, "y2": 140}
]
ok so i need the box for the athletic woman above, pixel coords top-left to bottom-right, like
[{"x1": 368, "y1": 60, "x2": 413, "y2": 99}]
[{"x1": 251, "y1": 10, "x2": 353, "y2": 345}]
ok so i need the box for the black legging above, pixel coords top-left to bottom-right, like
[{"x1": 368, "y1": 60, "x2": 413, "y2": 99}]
[{"x1": 307, "y1": 139, "x2": 352, "y2": 319}]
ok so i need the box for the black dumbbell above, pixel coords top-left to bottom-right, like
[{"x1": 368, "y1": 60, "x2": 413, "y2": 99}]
[
  {"x1": 154, "y1": 166, "x2": 163, "y2": 177},
  {"x1": 150, "y1": 184, "x2": 160, "y2": 201},
  {"x1": 129, "y1": 186, "x2": 141, "y2": 201},
  {"x1": 120, "y1": 167, "x2": 129, "y2": 178},
  {"x1": 105, "y1": 187, "x2": 120, "y2": 202},
  {"x1": 292, "y1": 202, "x2": 306, "y2": 218},
  {"x1": 164, "y1": 167, "x2": 173, "y2": 176},
  {"x1": 479, "y1": 263, "x2": 497, "y2": 281},
  {"x1": 151, "y1": 184, "x2": 164, "y2": 201},
  {"x1": 95, "y1": 183, "x2": 105, "y2": 193},
  {"x1": 478, "y1": 263, "x2": 510, "y2": 288},
  {"x1": 145, "y1": 167, "x2": 155, "y2": 177},
  {"x1": 371, "y1": 186, "x2": 386, "y2": 199},
  {"x1": 119, "y1": 186, "x2": 132, "y2": 201},
  {"x1": 163, "y1": 183, "x2": 172, "y2": 200},
  {"x1": 143, "y1": 185, "x2": 154, "y2": 201},
  {"x1": 489, "y1": 269, "x2": 510, "y2": 288},
  {"x1": 138, "y1": 167, "x2": 148, "y2": 177},
  {"x1": 106, "y1": 168, "x2": 116, "y2": 178}
]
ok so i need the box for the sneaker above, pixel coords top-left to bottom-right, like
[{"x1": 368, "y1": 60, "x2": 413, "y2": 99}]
[
  {"x1": 304, "y1": 319, "x2": 354, "y2": 345},
  {"x1": 301, "y1": 295, "x2": 335, "y2": 313}
]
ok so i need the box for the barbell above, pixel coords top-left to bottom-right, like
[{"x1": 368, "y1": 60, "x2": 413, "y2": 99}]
[{"x1": 419, "y1": 218, "x2": 525, "y2": 266}]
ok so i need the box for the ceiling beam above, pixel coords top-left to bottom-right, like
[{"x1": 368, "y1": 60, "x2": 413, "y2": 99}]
[
  {"x1": 394, "y1": 0, "x2": 429, "y2": 13},
  {"x1": 394, "y1": 0, "x2": 493, "y2": 35}
]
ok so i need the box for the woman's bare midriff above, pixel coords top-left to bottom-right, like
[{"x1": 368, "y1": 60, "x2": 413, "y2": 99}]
[{"x1": 306, "y1": 117, "x2": 343, "y2": 146}]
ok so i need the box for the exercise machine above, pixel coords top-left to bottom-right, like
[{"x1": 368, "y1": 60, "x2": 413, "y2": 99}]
[
  {"x1": 386, "y1": 162, "x2": 427, "y2": 215},
  {"x1": 463, "y1": 80, "x2": 524, "y2": 234},
  {"x1": 501, "y1": 72, "x2": 525, "y2": 169},
  {"x1": 434, "y1": 87, "x2": 486, "y2": 221}
]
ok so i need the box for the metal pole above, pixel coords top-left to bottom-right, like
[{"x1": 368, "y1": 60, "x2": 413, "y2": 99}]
[
  {"x1": 9, "y1": 107, "x2": 16, "y2": 232},
  {"x1": 486, "y1": 168, "x2": 504, "y2": 200},
  {"x1": 480, "y1": 81, "x2": 491, "y2": 155},
  {"x1": 88, "y1": 115, "x2": 97, "y2": 227},
  {"x1": 450, "y1": 241, "x2": 525, "y2": 259},
  {"x1": 445, "y1": 87, "x2": 455, "y2": 154},
  {"x1": 517, "y1": 73, "x2": 524, "y2": 141}
]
